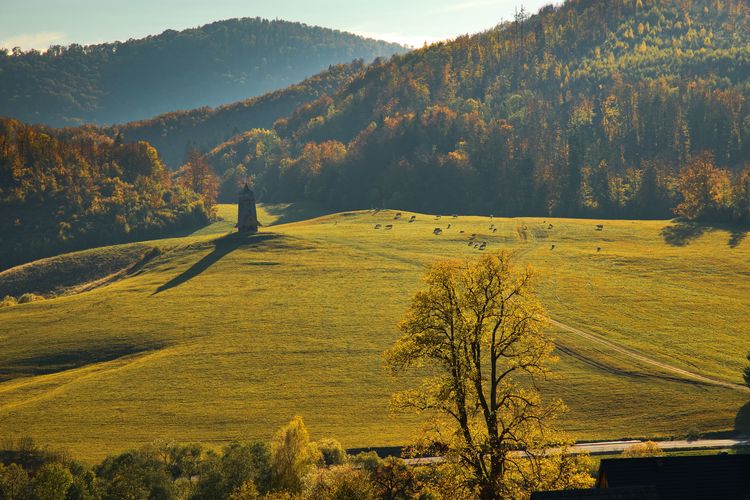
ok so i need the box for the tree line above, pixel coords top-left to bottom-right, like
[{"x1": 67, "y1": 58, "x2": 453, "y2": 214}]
[
  {"x1": 0, "y1": 118, "x2": 213, "y2": 270},
  {"x1": 202, "y1": 0, "x2": 750, "y2": 225}
]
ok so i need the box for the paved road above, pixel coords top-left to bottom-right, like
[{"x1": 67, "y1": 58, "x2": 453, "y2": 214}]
[
  {"x1": 550, "y1": 318, "x2": 750, "y2": 394},
  {"x1": 574, "y1": 438, "x2": 750, "y2": 455},
  {"x1": 404, "y1": 438, "x2": 750, "y2": 464}
]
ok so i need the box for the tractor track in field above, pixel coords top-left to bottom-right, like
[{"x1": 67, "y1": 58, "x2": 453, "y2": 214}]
[{"x1": 550, "y1": 318, "x2": 750, "y2": 394}]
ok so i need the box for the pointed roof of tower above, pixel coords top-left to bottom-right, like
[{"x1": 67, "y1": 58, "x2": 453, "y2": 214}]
[{"x1": 240, "y1": 183, "x2": 256, "y2": 198}]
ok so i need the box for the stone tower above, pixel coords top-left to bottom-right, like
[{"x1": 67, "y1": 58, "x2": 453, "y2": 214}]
[{"x1": 237, "y1": 184, "x2": 260, "y2": 233}]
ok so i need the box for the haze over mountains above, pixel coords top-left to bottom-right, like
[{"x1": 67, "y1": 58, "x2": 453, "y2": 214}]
[{"x1": 0, "y1": 17, "x2": 407, "y2": 126}]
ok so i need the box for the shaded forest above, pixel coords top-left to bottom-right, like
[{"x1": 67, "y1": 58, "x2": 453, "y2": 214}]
[
  {"x1": 109, "y1": 61, "x2": 369, "y2": 168},
  {"x1": 206, "y1": 0, "x2": 750, "y2": 223},
  {"x1": 0, "y1": 118, "x2": 211, "y2": 270},
  {"x1": 0, "y1": 18, "x2": 406, "y2": 126}
]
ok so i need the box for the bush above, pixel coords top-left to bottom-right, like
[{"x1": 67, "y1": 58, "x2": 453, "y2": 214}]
[
  {"x1": 622, "y1": 441, "x2": 664, "y2": 457},
  {"x1": 317, "y1": 438, "x2": 347, "y2": 467},
  {"x1": 371, "y1": 457, "x2": 420, "y2": 500},
  {"x1": 686, "y1": 428, "x2": 702, "y2": 441},
  {"x1": 0, "y1": 463, "x2": 30, "y2": 499},
  {"x1": 1, "y1": 295, "x2": 17, "y2": 307},
  {"x1": 31, "y1": 463, "x2": 73, "y2": 500},
  {"x1": 18, "y1": 293, "x2": 44, "y2": 304},
  {"x1": 304, "y1": 464, "x2": 375, "y2": 500}
]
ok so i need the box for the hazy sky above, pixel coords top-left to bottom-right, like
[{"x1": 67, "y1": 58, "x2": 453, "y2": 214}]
[{"x1": 0, "y1": 0, "x2": 556, "y2": 50}]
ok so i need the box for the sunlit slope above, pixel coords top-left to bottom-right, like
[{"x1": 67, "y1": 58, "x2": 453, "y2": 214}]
[{"x1": 0, "y1": 205, "x2": 748, "y2": 461}]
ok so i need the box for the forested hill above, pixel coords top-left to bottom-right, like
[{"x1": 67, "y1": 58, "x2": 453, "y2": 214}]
[
  {"x1": 109, "y1": 61, "x2": 367, "y2": 168},
  {"x1": 0, "y1": 18, "x2": 407, "y2": 127},
  {"x1": 218, "y1": 0, "x2": 750, "y2": 222},
  {"x1": 0, "y1": 118, "x2": 211, "y2": 270}
]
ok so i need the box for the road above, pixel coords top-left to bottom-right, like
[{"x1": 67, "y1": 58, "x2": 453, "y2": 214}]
[
  {"x1": 404, "y1": 438, "x2": 750, "y2": 465},
  {"x1": 549, "y1": 318, "x2": 750, "y2": 394},
  {"x1": 574, "y1": 437, "x2": 750, "y2": 455}
]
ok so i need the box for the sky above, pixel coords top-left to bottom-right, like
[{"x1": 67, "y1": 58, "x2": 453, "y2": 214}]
[{"x1": 0, "y1": 0, "x2": 556, "y2": 50}]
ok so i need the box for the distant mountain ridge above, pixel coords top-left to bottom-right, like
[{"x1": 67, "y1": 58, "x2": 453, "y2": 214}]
[{"x1": 0, "y1": 17, "x2": 407, "y2": 126}]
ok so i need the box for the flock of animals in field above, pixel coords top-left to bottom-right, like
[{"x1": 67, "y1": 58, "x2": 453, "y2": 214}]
[{"x1": 364, "y1": 210, "x2": 607, "y2": 254}]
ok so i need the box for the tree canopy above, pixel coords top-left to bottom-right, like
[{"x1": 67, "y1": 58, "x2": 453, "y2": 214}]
[
  {"x1": 204, "y1": 0, "x2": 750, "y2": 223},
  {"x1": 385, "y1": 253, "x2": 593, "y2": 498},
  {"x1": 0, "y1": 118, "x2": 210, "y2": 270}
]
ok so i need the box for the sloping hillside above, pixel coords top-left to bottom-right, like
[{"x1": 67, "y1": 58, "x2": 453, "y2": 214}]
[
  {"x1": 0, "y1": 205, "x2": 747, "y2": 460},
  {"x1": 215, "y1": 0, "x2": 750, "y2": 222},
  {"x1": 0, "y1": 18, "x2": 407, "y2": 126}
]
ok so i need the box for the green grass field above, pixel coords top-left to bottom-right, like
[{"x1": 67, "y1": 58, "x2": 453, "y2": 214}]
[{"x1": 1, "y1": 204, "x2": 748, "y2": 462}]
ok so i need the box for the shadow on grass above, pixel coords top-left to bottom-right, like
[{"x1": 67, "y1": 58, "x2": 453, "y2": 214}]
[
  {"x1": 0, "y1": 344, "x2": 161, "y2": 382},
  {"x1": 661, "y1": 220, "x2": 748, "y2": 248},
  {"x1": 729, "y1": 228, "x2": 748, "y2": 249},
  {"x1": 152, "y1": 232, "x2": 280, "y2": 295},
  {"x1": 735, "y1": 400, "x2": 750, "y2": 435},
  {"x1": 262, "y1": 202, "x2": 331, "y2": 226},
  {"x1": 661, "y1": 221, "x2": 709, "y2": 246}
]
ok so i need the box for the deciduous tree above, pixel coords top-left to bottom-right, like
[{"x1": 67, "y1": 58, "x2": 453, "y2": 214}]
[{"x1": 385, "y1": 253, "x2": 593, "y2": 499}]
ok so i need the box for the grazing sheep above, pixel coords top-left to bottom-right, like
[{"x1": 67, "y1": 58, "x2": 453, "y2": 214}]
[
  {"x1": 597, "y1": 247, "x2": 602, "y2": 252},
  {"x1": 435, "y1": 215, "x2": 442, "y2": 220},
  {"x1": 433, "y1": 228, "x2": 443, "y2": 235},
  {"x1": 385, "y1": 224, "x2": 393, "y2": 230},
  {"x1": 447, "y1": 223, "x2": 452, "y2": 229},
  {"x1": 452, "y1": 214, "x2": 458, "y2": 218},
  {"x1": 548, "y1": 224, "x2": 554, "y2": 229},
  {"x1": 459, "y1": 230, "x2": 464, "y2": 233},
  {"x1": 468, "y1": 241, "x2": 474, "y2": 247},
  {"x1": 596, "y1": 224, "x2": 604, "y2": 231},
  {"x1": 374, "y1": 224, "x2": 382, "y2": 229},
  {"x1": 550, "y1": 244, "x2": 555, "y2": 250},
  {"x1": 492, "y1": 228, "x2": 497, "y2": 233},
  {"x1": 479, "y1": 243, "x2": 487, "y2": 250}
]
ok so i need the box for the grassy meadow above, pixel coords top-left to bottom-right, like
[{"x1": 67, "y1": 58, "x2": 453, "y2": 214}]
[{"x1": 0, "y1": 204, "x2": 748, "y2": 461}]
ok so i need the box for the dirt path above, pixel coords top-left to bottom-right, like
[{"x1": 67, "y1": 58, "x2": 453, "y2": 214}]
[{"x1": 550, "y1": 318, "x2": 750, "y2": 394}]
